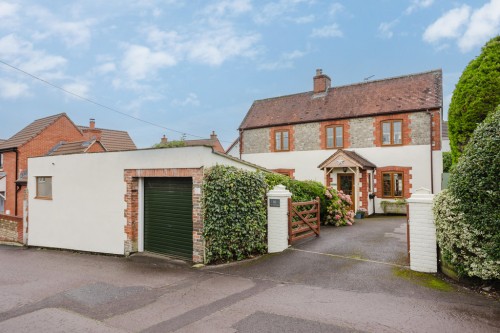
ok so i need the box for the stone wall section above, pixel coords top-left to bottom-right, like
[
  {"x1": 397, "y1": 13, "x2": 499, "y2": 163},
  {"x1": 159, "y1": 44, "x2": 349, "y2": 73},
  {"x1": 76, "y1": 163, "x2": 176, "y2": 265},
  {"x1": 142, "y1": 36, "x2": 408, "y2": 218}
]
[
  {"x1": 409, "y1": 112, "x2": 431, "y2": 145},
  {"x1": 294, "y1": 123, "x2": 320, "y2": 151},
  {"x1": 0, "y1": 213, "x2": 22, "y2": 243},
  {"x1": 349, "y1": 117, "x2": 375, "y2": 148},
  {"x1": 242, "y1": 128, "x2": 270, "y2": 154}
]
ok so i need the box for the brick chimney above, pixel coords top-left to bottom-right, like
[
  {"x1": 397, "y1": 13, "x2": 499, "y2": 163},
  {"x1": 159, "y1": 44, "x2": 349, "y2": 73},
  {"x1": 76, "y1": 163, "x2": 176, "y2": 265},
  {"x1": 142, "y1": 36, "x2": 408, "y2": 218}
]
[
  {"x1": 313, "y1": 69, "x2": 331, "y2": 94},
  {"x1": 210, "y1": 131, "x2": 217, "y2": 141},
  {"x1": 161, "y1": 135, "x2": 168, "y2": 144},
  {"x1": 82, "y1": 118, "x2": 102, "y2": 141}
]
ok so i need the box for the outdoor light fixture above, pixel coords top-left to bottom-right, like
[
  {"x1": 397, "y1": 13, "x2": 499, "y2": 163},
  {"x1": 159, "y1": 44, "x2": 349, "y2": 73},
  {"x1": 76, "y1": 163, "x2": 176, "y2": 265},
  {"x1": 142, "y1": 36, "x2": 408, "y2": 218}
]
[{"x1": 343, "y1": 167, "x2": 347, "y2": 173}]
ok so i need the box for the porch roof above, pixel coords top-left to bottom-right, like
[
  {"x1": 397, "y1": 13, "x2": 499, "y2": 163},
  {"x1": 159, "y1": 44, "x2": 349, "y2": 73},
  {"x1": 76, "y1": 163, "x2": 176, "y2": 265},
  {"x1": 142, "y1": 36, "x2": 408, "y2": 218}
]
[{"x1": 318, "y1": 149, "x2": 376, "y2": 170}]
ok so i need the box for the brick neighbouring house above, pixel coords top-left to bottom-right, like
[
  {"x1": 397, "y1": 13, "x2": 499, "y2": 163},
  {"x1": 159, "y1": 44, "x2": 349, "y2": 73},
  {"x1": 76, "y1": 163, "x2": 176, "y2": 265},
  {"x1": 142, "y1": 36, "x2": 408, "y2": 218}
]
[
  {"x1": 233, "y1": 69, "x2": 443, "y2": 215},
  {"x1": 0, "y1": 113, "x2": 136, "y2": 243}
]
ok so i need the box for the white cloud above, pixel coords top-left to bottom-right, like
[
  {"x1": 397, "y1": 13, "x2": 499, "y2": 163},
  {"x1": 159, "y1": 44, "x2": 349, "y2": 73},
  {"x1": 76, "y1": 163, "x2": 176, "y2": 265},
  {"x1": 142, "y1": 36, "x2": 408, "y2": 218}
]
[
  {"x1": 0, "y1": 34, "x2": 67, "y2": 76},
  {"x1": 423, "y1": 5, "x2": 470, "y2": 43},
  {"x1": 378, "y1": 20, "x2": 399, "y2": 39},
  {"x1": 121, "y1": 44, "x2": 176, "y2": 81},
  {"x1": 184, "y1": 27, "x2": 260, "y2": 66},
  {"x1": 0, "y1": 1, "x2": 18, "y2": 17},
  {"x1": 94, "y1": 62, "x2": 116, "y2": 75},
  {"x1": 258, "y1": 49, "x2": 306, "y2": 71},
  {"x1": 203, "y1": 0, "x2": 252, "y2": 17},
  {"x1": 329, "y1": 3, "x2": 344, "y2": 16},
  {"x1": 405, "y1": 0, "x2": 434, "y2": 14},
  {"x1": 311, "y1": 24, "x2": 343, "y2": 38},
  {"x1": 458, "y1": 0, "x2": 500, "y2": 52},
  {"x1": 0, "y1": 79, "x2": 29, "y2": 99},
  {"x1": 254, "y1": 0, "x2": 314, "y2": 24},
  {"x1": 62, "y1": 82, "x2": 90, "y2": 98},
  {"x1": 292, "y1": 15, "x2": 314, "y2": 24},
  {"x1": 423, "y1": 1, "x2": 500, "y2": 52},
  {"x1": 26, "y1": 5, "x2": 95, "y2": 48},
  {"x1": 171, "y1": 93, "x2": 200, "y2": 107}
]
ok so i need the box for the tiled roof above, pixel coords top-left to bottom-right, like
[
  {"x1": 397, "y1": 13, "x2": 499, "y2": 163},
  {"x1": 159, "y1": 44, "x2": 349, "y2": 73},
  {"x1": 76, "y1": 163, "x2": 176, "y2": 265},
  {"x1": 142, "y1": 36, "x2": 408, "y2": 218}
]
[
  {"x1": 78, "y1": 126, "x2": 136, "y2": 151},
  {"x1": 48, "y1": 140, "x2": 105, "y2": 156},
  {"x1": 240, "y1": 69, "x2": 442, "y2": 129},
  {"x1": 0, "y1": 113, "x2": 67, "y2": 150},
  {"x1": 442, "y1": 121, "x2": 449, "y2": 139},
  {"x1": 183, "y1": 138, "x2": 225, "y2": 153},
  {"x1": 318, "y1": 149, "x2": 376, "y2": 169}
]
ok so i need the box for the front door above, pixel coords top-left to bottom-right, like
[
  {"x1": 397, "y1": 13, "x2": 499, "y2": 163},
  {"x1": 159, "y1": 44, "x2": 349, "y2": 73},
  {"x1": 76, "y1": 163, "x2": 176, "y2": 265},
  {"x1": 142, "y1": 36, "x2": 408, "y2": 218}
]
[{"x1": 337, "y1": 173, "x2": 354, "y2": 210}]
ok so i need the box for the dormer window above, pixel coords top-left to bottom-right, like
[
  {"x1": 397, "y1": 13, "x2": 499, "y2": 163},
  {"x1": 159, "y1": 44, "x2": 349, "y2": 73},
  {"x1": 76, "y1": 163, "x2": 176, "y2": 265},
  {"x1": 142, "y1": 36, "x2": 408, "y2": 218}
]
[{"x1": 382, "y1": 120, "x2": 402, "y2": 145}]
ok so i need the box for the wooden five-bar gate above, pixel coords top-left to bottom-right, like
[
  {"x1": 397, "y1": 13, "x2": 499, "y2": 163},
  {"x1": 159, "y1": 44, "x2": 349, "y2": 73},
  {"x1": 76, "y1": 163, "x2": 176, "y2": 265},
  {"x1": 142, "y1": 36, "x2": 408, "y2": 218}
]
[{"x1": 288, "y1": 197, "x2": 320, "y2": 245}]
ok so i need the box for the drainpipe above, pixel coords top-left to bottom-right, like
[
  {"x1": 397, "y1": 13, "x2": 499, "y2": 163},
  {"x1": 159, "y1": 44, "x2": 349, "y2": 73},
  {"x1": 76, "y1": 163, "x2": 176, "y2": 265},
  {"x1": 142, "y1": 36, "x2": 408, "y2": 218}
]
[
  {"x1": 238, "y1": 129, "x2": 243, "y2": 159},
  {"x1": 426, "y1": 110, "x2": 434, "y2": 194},
  {"x1": 14, "y1": 149, "x2": 19, "y2": 216}
]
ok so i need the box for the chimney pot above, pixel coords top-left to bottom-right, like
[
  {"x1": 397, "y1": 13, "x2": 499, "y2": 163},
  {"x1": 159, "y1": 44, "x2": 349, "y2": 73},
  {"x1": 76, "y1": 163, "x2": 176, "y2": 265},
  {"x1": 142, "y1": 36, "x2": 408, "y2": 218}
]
[
  {"x1": 313, "y1": 69, "x2": 331, "y2": 94},
  {"x1": 90, "y1": 118, "x2": 95, "y2": 129}
]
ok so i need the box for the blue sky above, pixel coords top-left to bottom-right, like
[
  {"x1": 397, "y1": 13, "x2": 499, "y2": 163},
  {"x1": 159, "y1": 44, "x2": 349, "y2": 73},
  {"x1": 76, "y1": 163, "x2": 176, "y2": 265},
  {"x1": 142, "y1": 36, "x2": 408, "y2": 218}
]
[{"x1": 0, "y1": 0, "x2": 499, "y2": 149}]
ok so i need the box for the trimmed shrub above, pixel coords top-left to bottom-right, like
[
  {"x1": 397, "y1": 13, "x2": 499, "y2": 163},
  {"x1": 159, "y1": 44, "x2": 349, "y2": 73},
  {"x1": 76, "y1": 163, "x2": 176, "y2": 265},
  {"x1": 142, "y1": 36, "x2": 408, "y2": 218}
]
[
  {"x1": 203, "y1": 165, "x2": 267, "y2": 263},
  {"x1": 448, "y1": 36, "x2": 500, "y2": 163},
  {"x1": 434, "y1": 108, "x2": 500, "y2": 280}
]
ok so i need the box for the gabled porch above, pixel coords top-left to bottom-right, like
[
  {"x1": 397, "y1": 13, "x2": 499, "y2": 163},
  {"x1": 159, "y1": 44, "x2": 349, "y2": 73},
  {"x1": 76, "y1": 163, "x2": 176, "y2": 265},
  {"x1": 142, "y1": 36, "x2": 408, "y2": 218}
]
[{"x1": 318, "y1": 149, "x2": 376, "y2": 215}]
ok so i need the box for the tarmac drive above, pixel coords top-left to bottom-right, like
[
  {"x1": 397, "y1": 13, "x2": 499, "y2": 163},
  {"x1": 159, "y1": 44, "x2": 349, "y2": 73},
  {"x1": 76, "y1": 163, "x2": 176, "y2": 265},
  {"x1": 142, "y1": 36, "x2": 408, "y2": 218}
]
[{"x1": 0, "y1": 216, "x2": 498, "y2": 332}]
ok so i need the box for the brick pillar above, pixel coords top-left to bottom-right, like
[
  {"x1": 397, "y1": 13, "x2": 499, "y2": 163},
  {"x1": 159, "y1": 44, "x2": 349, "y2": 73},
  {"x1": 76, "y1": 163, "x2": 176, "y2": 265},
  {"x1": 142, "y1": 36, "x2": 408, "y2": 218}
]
[
  {"x1": 407, "y1": 188, "x2": 436, "y2": 273},
  {"x1": 267, "y1": 185, "x2": 292, "y2": 253}
]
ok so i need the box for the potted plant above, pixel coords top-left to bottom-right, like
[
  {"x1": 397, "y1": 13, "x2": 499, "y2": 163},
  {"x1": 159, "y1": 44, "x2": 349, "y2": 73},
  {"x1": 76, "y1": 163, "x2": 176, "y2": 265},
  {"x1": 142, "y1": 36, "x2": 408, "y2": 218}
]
[
  {"x1": 355, "y1": 207, "x2": 367, "y2": 219},
  {"x1": 380, "y1": 199, "x2": 407, "y2": 215}
]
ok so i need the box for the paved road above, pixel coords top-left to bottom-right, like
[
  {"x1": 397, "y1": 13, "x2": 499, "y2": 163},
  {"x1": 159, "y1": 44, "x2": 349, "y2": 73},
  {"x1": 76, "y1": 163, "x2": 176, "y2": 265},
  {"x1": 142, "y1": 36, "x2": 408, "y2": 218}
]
[{"x1": 0, "y1": 216, "x2": 498, "y2": 332}]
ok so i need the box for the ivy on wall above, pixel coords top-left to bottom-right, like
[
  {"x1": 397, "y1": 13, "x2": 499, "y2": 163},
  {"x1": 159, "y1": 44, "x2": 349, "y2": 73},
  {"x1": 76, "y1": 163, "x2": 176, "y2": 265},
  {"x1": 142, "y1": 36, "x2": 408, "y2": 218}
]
[{"x1": 203, "y1": 165, "x2": 267, "y2": 264}]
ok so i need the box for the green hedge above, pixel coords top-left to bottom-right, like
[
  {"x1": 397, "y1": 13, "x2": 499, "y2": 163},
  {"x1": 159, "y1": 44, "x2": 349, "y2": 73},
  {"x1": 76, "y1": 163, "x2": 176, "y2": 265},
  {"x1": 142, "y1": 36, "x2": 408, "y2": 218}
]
[
  {"x1": 203, "y1": 165, "x2": 267, "y2": 263},
  {"x1": 263, "y1": 173, "x2": 327, "y2": 220},
  {"x1": 434, "y1": 107, "x2": 500, "y2": 280}
]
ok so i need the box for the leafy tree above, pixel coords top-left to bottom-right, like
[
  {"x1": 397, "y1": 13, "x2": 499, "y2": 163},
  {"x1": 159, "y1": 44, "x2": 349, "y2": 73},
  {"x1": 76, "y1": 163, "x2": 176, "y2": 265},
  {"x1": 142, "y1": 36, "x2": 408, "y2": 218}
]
[
  {"x1": 448, "y1": 36, "x2": 500, "y2": 163},
  {"x1": 434, "y1": 107, "x2": 500, "y2": 279},
  {"x1": 442, "y1": 152, "x2": 452, "y2": 172},
  {"x1": 152, "y1": 140, "x2": 186, "y2": 148}
]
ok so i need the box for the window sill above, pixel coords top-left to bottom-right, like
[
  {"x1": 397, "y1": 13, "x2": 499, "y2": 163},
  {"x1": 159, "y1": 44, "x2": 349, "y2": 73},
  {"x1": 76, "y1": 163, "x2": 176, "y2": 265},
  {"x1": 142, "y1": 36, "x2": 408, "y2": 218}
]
[{"x1": 34, "y1": 196, "x2": 52, "y2": 200}]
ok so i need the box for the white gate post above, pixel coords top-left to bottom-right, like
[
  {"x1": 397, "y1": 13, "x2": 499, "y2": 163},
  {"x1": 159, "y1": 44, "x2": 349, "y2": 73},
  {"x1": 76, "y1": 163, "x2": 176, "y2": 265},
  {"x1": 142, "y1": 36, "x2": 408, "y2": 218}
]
[
  {"x1": 407, "y1": 188, "x2": 436, "y2": 273},
  {"x1": 267, "y1": 185, "x2": 292, "y2": 253}
]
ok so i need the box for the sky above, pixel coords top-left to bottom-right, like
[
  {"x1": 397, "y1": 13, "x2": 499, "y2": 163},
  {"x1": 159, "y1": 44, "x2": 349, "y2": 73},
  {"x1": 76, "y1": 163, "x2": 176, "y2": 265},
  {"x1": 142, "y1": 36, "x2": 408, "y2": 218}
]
[{"x1": 0, "y1": 0, "x2": 499, "y2": 149}]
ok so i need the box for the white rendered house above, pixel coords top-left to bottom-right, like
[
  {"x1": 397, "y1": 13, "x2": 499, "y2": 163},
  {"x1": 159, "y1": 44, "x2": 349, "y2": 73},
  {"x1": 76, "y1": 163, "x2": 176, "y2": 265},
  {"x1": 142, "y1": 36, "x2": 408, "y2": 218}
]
[{"x1": 236, "y1": 69, "x2": 443, "y2": 215}]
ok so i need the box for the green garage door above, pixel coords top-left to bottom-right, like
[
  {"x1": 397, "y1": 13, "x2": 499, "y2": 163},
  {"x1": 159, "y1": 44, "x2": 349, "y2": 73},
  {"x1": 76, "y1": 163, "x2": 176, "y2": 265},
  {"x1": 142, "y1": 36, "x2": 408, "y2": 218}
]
[{"x1": 144, "y1": 177, "x2": 193, "y2": 259}]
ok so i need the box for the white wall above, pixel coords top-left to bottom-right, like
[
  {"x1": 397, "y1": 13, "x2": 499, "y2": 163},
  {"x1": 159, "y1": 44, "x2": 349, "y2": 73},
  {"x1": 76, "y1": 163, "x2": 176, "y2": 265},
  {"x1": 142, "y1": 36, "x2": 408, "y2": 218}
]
[
  {"x1": 28, "y1": 146, "x2": 262, "y2": 255},
  {"x1": 242, "y1": 145, "x2": 442, "y2": 213}
]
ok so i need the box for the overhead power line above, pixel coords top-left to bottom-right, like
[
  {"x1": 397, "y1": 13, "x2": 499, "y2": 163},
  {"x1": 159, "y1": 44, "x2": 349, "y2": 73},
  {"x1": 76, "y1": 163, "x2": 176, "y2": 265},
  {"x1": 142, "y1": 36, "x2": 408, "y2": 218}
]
[{"x1": 0, "y1": 59, "x2": 224, "y2": 141}]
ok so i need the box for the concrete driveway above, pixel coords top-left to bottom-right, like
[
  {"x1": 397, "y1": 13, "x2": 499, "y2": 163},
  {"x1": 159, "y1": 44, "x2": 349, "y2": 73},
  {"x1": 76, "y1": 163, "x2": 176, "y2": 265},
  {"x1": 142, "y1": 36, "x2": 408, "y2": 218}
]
[{"x1": 0, "y1": 216, "x2": 499, "y2": 333}]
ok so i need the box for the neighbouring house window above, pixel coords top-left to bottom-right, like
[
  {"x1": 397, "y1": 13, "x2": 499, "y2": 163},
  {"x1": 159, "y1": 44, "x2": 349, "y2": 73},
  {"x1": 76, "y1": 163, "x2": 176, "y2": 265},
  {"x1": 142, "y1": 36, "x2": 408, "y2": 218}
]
[
  {"x1": 0, "y1": 191, "x2": 5, "y2": 213},
  {"x1": 326, "y1": 125, "x2": 343, "y2": 148},
  {"x1": 368, "y1": 173, "x2": 372, "y2": 192},
  {"x1": 0, "y1": 153, "x2": 3, "y2": 169},
  {"x1": 382, "y1": 172, "x2": 403, "y2": 198},
  {"x1": 36, "y1": 177, "x2": 52, "y2": 199},
  {"x1": 275, "y1": 130, "x2": 289, "y2": 151},
  {"x1": 382, "y1": 120, "x2": 402, "y2": 145}
]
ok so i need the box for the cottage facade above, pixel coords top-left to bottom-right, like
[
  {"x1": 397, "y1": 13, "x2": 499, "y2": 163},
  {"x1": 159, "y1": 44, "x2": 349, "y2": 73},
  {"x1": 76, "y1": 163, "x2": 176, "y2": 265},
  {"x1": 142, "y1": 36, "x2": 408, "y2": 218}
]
[{"x1": 237, "y1": 69, "x2": 443, "y2": 215}]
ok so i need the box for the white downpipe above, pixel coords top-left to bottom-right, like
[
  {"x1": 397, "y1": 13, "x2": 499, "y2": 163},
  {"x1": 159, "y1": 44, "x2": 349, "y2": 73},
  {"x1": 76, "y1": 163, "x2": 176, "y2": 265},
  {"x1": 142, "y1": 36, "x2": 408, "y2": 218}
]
[{"x1": 138, "y1": 177, "x2": 144, "y2": 252}]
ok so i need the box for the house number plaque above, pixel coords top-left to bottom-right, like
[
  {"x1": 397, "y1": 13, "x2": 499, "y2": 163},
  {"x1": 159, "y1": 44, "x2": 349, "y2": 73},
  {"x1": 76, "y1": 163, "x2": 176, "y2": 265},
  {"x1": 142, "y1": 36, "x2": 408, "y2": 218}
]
[{"x1": 269, "y1": 199, "x2": 280, "y2": 207}]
